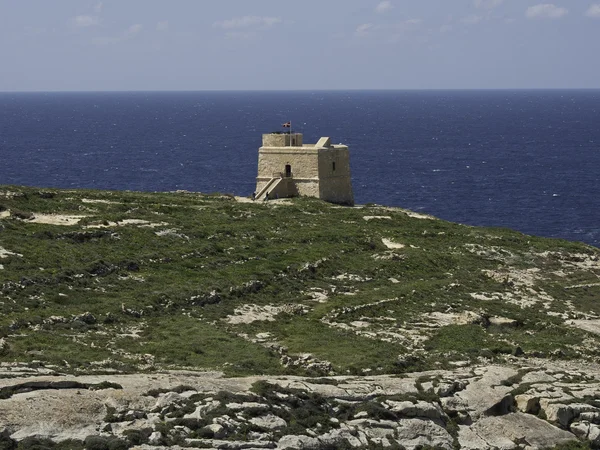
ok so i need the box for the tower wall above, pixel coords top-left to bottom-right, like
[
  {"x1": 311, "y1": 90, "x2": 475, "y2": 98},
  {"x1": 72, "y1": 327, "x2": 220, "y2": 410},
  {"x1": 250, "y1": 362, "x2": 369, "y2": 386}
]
[
  {"x1": 255, "y1": 133, "x2": 353, "y2": 205},
  {"x1": 317, "y1": 146, "x2": 354, "y2": 205},
  {"x1": 256, "y1": 146, "x2": 320, "y2": 198},
  {"x1": 262, "y1": 133, "x2": 303, "y2": 148}
]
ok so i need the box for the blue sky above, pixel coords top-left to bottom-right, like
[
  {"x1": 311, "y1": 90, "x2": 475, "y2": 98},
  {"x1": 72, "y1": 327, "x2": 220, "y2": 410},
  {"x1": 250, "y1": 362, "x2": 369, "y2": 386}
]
[{"x1": 1, "y1": 0, "x2": 599, "y2": 91}]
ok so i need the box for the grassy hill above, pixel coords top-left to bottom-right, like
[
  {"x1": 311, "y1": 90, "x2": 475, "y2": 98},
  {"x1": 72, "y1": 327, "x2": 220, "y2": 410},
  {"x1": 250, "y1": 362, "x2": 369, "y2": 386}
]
[{"x1": 0, "y1": 185, "x2": 598, "y2": 377}]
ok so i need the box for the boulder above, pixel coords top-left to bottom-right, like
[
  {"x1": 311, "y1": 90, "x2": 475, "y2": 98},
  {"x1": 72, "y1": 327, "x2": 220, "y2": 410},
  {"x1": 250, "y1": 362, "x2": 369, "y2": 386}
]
[
  {"x1": 226, "y1": 401, "x2": 270, "y2": 411},
  {"x1": 461, "y1": 413, "x2": 575, "y2": 450},
  {"x1": 249, "y1": 414, "x2": 287, "y2": 430},
  {"x1": 353, "y1": 411, "x2": 369, "y2": 419},
  {"x1": 580, "y1": 411, "x2": 600, "y2": 423},
  {"x1": 318, "y1": 427, "x2": 364, "y2": 448},
  {"x1": 458, "y1": 424, "x2": 496, "y2": 450},
  {"x1": 148, "y1": 431, "x2": 162, "y2": 445},
  {"x1": 72, "y1": 312, "x2": 97, "y2": 325},
  {"x1": 348, "y1": 419, "x2": 397, "y2": 440},
  {"x1": 153, "y1": 392, "x2": 183, "y2": 409},
  {"x1": 435, "y1": 380, "x2": 466, "y2": 397},
  {"x1": 540, "y1": 402, "x2": 598, "y2": 428},
  {"x1": 515, "y1": 394, "x2": 540, "y2": 414},
  {"x1": 278, "y1": 434, "x2": 320, "y2": 449},
  {"x1": 571, "y1": 421, "x2": 600, "y2": 445},
  {"x1": 386, "y1": 400, "x2": 446, "y2": 421},
  {"x1": 186, "y1": 438, "x2": 275, "y2": 449},
  {"x1": 488, "y1": 317, "x2": 518, "y2": 327},
  {"x1": 441, "y1": 366, "x2": 516, "y2": 420},
  {"x1": 393, "y1": 418, "x2": 453, "y2": 450},
  {"x1": 183, "y1": 400, "x2": 220, "y2": 420},
  {"x1": 203, "y1": 423, "x2": 227, "y2": 439}
]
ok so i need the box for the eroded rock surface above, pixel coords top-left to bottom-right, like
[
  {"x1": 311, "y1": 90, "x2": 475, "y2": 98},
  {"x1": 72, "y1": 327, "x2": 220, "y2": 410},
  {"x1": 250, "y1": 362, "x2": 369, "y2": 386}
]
[{"x1": 1, "y1": 361, "x2": 599, "y2": 449}]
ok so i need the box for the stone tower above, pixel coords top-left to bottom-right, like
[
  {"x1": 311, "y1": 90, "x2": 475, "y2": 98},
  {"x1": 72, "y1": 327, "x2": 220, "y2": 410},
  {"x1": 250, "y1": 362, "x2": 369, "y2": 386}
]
[{"x1": 254, "y1": 133, "x2": 354, "y2": 206}]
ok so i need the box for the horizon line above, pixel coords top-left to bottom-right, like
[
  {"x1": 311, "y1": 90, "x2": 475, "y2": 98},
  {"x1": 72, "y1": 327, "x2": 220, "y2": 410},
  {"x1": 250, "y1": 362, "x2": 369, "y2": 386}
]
[{"x1": 2, "y1": 88, "x2": 600, "y2": 94}]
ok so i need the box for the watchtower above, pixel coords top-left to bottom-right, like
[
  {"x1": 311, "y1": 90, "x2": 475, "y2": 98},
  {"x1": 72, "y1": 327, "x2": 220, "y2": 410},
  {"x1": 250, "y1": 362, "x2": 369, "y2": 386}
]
[{"x1": 254, "y1": 133, "x2": 354, "y2": 206}]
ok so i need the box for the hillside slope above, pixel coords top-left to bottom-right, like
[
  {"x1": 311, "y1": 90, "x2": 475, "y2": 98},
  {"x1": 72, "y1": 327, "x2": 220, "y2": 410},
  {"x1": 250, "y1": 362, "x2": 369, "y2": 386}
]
[{"x1": 0, "y1": 186, "x2": 599, "y2": 448}]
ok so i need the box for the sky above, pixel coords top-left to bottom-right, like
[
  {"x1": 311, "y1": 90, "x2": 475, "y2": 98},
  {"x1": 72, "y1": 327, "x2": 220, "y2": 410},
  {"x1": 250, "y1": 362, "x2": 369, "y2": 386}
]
[{"x1": 1, "y1": 0, "x2": 599, "y2": 91}]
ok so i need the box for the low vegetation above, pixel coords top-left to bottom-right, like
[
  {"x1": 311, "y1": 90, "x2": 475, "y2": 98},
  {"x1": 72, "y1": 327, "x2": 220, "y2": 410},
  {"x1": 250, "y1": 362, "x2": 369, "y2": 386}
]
[{"x1": 0, "y1": 185, "x2": 598, "y2": 376}]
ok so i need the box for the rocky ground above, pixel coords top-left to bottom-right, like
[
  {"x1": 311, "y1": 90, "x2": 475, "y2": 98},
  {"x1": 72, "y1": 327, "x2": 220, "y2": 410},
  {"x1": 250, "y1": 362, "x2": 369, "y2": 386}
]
[
  {"x1": 1, "y1": 186, "x2": 599, "y2": 448},
  {"x1": 2, "y1": 359, "x2": 600, "y2": 449}
]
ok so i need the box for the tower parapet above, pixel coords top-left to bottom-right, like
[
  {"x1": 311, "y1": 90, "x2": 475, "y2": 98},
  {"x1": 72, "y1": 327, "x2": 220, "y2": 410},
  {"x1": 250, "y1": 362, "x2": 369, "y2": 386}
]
[
  {"x1": 254, "y1": 133, "x2": 354, "y2": 205},
  {"x1": 262, "y1": 133, "x2": 303, "y2": 148}
]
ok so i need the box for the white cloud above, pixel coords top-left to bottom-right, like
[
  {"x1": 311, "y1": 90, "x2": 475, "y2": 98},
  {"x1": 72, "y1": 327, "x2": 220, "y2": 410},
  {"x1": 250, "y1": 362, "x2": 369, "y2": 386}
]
[
  {"x1": 461, "y1": 14, "x2": 484, "y2": 24},
  {"x1": 225, "y1": 31, "x2": 257, "y2": 40},
  {"x1": 474, "y1": 0, "x2": 503, "y2": 9},
  {"x1": 525, "y1": 4, "x2": 568, "y2": 19},
  {"x1": 586, "y1": 4, "x2": 600, "y2": 18},
  {"x1": 156, "y1": 21, "x2": 169, "y2": 32},
  {"x1": 73, "y1": 15, "x2": 100, "y2": 27},
  {"x1": 375, "y1": 1, "x2": 393, "y2": 14},
  {"x1": 355, "y1": 23, "x2": 374, "y2": 37},
  {"x1": 213, "y1": 16, "x2": 282, "y2": 30},
  {"x1": 93, "y1": 24, "x2": 142, "y2": 45},
  {"x1": 126, "y1": 24, "x2": 143, "y2": 36},
  {"x1": 440, "y1": 24, "x2": 453, "y2": 33},
  {"x1": 355, "y1": 19, "x2": 421, "y2": 40},
  {"x1": 93, "y1": 2, "x2": 103, "y2": 14}
]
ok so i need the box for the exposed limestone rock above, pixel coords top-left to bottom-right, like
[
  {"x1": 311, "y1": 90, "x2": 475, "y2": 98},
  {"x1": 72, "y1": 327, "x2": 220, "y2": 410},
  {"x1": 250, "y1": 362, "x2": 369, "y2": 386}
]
[
  {"x1": 542, "y1": 402, "x2": 599, "y2": 429},
  {"x1": 394, "y1": 418, "x2": 453, "y2": 449},
  {"x1": 381, "y1": 238, "x2": 404, "y2": 249},
  {"x1": 186, "y1": 437, "x2": 275, "y2": 448},
  {"x1": 571, "y1": 421, "x2": 600, "y2": 446},
  {"x1": 249, "y1": 414, "x2": 287, "y2": 430},
  {"x1": 0, "y1": 246, "x2": 22, "y2": 258},
  {"x1": 183, "y1": 400, "x2": 220, "y2": 419},
  {"x1": 278, "y1": 434, "x2": 321, "y2": 449},
  {"x1": 224, "y1": 304, "x2": 308, "y2": 324},
  {"x1": 488, "y1": 316, "x2": 519, "y2": 327},
  {"x1": 441, "y1": 365, "x2": 516, "y2": 421},
  {"x1": 386, "y1": 400, "x2": 446, "y2": 420},
  {"x1": 569, "y1": 319, "x2": 600, "y2": 336},
  {"x1": 226, "y1": 401, "x2": 270, "y2": 411},
  {"x1": 461, "y1": 413, "x2": 575, "y2": 450},
  {"x1": 318, "y1": 427, "x2": 364, "y2": 447},
  {"x1": 153, "y1": 391, "x2": 183, "y2": 409},
  {"x1": 421, "y1": 311, "x2": 484, "y2": 327},
  {"x1": 203, "y1": 423, "x2": 227, "y2": 439},
  {"x1": 3, "y1": 363, "x2": 600, "y2": 449},
  {"x1": 148, "y1": 431, "x2": 162, "y2": 445},
  {"x1": 28, "y1": 214, "x2": 87, "y2": 226},
  {"x1": 515, "y1": 394, "x2": 541, "y2": 414},
  {"x1": 362, "y1": 216, "x2": 391, "y2": 221}
]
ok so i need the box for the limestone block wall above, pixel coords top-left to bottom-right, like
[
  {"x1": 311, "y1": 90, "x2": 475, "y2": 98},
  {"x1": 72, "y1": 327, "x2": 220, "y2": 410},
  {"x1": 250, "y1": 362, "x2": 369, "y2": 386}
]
[
  {"x1": 317, "y1": 146, "x2": 354, "y2": 205},
  {"x1": 262, "y1": 133, "x2": 303, "y2": 148},
  {"x1": 255, "y1": 133, "x2": 353, "y2": 205},
  {"x1": 293, "y1": 179, "x2": 321, "y2": 198},
  {"x1": 260, "y1": 178, "x2": 296, "y2": 199},
  {"x1": 319, "y1": 177, "x2": 354, "y2": 205},
  {"x1": 257, "y1": 148, "x2": 319, "y2": 179},
  {"x1": 256, "y1": 147, "x2": 320, "y2": 197}
]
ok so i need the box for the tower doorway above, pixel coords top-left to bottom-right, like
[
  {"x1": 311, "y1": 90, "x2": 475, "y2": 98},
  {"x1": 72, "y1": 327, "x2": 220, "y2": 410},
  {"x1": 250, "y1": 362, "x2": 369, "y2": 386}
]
[{"x1": 285, "y1": 164, "x2": 292, "y2": 178}]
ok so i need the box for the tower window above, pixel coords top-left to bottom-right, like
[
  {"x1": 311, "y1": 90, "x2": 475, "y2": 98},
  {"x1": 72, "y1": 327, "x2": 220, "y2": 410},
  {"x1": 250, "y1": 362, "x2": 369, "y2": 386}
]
[{"x1": 332, "y1": 162, "x2": 336, "y2": 172}]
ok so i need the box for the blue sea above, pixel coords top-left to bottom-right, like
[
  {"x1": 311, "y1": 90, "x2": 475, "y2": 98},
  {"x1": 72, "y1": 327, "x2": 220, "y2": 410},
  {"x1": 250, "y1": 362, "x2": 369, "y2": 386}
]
[{"x1": 0, "y1": 90, "x2": 598, "y2": 247}]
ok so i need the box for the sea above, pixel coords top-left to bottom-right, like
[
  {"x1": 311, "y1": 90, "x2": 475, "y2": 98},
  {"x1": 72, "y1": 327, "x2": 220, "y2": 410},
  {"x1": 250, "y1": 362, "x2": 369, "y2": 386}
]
[{"x1": 0, "y1": 90, "x2": 598, "y2": 247}]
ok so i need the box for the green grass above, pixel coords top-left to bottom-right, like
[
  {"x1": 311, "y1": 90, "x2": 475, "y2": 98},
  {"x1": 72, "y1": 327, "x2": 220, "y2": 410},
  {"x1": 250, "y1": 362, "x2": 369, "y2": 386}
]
[{"x1": 0, "y1": 185, "x2": 599, "y2": 376}]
